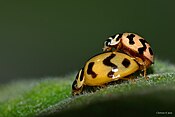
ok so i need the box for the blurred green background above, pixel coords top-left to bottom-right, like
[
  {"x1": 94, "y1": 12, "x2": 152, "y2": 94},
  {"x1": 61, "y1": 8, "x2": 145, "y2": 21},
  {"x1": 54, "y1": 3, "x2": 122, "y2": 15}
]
[{"x1": 0, "y1": 0, "x2": 174, "y2": 82}]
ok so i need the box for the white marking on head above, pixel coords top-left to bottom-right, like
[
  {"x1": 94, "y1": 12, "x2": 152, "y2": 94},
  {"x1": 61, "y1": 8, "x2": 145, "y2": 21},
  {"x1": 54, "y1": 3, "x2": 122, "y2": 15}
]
[
  {"x1": 104, "y1": 38, "x2": 112, "y2": 46},
  {"x1": 109, "y1": 34, "x2": 121, "y2": 46},
  {"x1": 103, "y1": 38, "x2": 112, "y2": 51},
  {"x1": 103, "y1": 34, "x2": 122, "y2": 51}
]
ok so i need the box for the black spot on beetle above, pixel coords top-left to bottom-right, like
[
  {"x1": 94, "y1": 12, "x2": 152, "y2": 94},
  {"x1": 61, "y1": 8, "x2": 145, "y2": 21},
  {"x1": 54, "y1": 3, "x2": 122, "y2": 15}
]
[
  {"x1": 138, "y1": 48, "x2": 144, "y2": 54},
  {"x1": 87, "y1": 62, "x2": 97, "y2": 78},
  {"x1": 103, "y1": 54, "x2": 118, "y2": 78},
  {"x1": 122, "y1": 58, "x2": 131, "y2": 68},
  {"x1": 138, "y1": 39, "x2": 148, "y2": 54},
  {"x1": 127, "y1": 34, "x2": 135, "y2": 45},
  {"x1": 103, "y1": 54, "x2": 118, "y2": 68},
  {"x1": 149, "y1": 47, "x2": 153, "y2": 55}
]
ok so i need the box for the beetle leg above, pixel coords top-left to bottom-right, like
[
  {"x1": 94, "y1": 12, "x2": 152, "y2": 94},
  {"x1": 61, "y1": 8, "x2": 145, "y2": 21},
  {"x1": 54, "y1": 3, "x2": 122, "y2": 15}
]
[
  {"x1": 143, "y1": 64, "x2": 149, "y2": 80},
  {"x1": 131, "y1": 57, "x2": 149, "y2": 80},
  {"x1": 72, "y1": 85, "x2": 84, "y2": 96},
  {"x1": 72, "y1": 78, "x2": 84, "y2": 96}
]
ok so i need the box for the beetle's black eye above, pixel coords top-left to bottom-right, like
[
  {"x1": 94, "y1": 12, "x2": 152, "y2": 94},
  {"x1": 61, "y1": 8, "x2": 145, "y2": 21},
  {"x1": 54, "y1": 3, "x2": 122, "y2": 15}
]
[
  {"x1": 72, "y1": 80, "x2": 77, "y2": 90},
  {"x1": 105, "y1": 39, "x2": 111, "y2": 46},
  {"x1": 105, "y1": 41, "x2": 108, "y2": 46}
]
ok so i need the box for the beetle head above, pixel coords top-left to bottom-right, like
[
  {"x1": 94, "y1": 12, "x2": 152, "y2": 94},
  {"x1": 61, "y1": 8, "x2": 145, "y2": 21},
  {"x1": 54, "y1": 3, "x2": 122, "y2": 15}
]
[{"x1": 103, "y1": 34, "x2": 122, "y2": 51}]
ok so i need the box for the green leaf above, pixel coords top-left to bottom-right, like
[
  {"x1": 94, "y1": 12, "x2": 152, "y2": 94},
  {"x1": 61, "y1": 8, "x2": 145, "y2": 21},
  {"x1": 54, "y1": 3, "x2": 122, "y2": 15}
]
[{"x1": 0, "y1": 59, "x2": 175, "y2": 117}]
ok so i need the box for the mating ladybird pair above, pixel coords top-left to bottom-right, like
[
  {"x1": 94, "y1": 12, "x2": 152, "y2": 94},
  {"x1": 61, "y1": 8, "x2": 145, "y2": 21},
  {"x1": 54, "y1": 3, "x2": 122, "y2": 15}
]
[{"x1": 72, "y1": 32, "x2": 154, "y2": 96}]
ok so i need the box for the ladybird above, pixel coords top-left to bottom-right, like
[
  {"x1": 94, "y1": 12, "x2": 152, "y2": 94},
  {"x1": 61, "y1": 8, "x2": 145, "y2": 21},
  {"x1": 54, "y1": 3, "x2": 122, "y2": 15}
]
[
  {"x1": 103, "y1": 32, "x2": 154, "y2": 79},
  {"x1": 72, "y1": 51, "x2": 139, "y2": 96}
]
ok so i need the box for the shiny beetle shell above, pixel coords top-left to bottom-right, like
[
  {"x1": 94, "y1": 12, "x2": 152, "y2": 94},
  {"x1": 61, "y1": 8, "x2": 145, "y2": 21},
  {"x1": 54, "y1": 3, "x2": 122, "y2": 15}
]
[
  {"x1": 121, "y1": 33, "x2": 153, "y2": 63},
  {"x1": 103, "y1": 32, "x2": 154, "y2": 78},
  {"x1": 72, "y1": 51, "x2": 139, "y2": 95},
  {"x1": 103, "y1": 33, "x2": 153, "y2": 63},
  {"x1": 84, "y1": 52, "x2": 139, "y2": 86}
]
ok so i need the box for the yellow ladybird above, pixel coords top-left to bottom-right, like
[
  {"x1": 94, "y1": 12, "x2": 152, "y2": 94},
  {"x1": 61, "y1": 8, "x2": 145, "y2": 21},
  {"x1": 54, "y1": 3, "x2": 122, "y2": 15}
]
[
  {"x1": 103, "y1": 32, "x2": 154, "y2": 79},
  {"x1": 72, "y1": 51, "x2": 139, "y2": 96}
]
